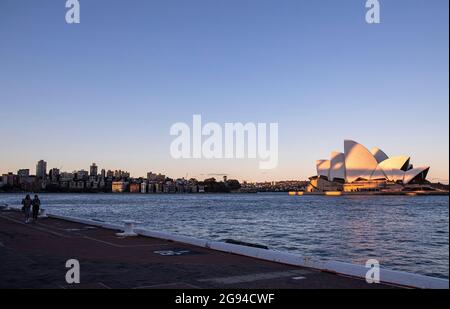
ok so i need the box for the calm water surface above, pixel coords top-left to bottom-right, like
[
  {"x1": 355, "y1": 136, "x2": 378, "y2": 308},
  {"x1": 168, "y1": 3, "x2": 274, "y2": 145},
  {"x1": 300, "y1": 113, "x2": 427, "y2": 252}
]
[{"x1": 1, "y1": 193, "x2": 448, "y2": 278}]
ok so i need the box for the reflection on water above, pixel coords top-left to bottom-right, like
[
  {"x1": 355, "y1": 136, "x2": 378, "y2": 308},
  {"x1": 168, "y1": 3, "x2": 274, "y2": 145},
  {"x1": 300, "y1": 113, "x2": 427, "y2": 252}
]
[{"x1": 1, "y1": 193, "x2": 448, "y2": 278}]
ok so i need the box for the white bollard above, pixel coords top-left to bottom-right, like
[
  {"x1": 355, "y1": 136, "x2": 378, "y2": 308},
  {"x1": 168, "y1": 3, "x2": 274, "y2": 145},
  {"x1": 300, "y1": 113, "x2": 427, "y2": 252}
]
[
  {"x1": 116, "y1": 220, "x2": 140, "y2": 237},
  {"x1": 38, "y1": 208, "x2": 48, "y2": 218}
]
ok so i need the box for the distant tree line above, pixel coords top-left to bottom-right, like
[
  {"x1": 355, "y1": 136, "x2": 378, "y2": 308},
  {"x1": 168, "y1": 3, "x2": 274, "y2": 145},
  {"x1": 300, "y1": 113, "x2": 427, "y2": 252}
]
[{"x1": 199, "y1": 178, "x2": 241, "y2": 193}]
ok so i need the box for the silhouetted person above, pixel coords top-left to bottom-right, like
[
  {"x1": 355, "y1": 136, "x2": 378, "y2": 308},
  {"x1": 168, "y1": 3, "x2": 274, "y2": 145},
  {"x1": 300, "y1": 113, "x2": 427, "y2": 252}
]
[
  {"x1": 21, "y1": 195, "x2": 32, "y2": 223},
  {"x1": 32, "y1": 195, "x2": 41, "y2": 223}
]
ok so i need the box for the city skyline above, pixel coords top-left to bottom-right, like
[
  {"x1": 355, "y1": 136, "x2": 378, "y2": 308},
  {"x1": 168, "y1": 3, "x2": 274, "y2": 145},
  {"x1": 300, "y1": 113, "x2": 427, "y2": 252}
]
[
  {"x1": 1, "y1": 158, "x2": 312, "y2": 194},
  {"x1": 0, "y1": 159, "x2": 304, "y2": 183},
  {"x1": 0, "y1": 0, "x2": 448, "y2": 183}
]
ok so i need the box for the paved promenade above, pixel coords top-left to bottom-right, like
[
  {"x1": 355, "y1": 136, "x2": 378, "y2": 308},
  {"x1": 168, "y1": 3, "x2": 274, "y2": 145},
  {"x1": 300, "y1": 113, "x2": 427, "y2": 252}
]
[{"x1": 0, "y1": 209, "x2": 393, "y2": 289}]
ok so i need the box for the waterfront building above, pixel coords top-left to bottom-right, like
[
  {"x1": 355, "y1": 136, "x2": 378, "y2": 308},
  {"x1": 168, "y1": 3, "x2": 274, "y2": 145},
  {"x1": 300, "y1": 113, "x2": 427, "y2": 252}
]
[
  {"x1": 36, "y1": 160, "x2": 47, "y2": 179},
  {"x1": 176, "y1": 184, "x2": 185, "y2": 193},
  {"x1": 154, "y1": 183, "x2": 162, "y2": 193},
  {"x1": 60, "y1": 181, "x2": 69, "y2": 189},
  {"x1": 140, "y1": 182, "x2": 147, "y2": 193},
  {"x1": 129, "y1": 183, "x2": 140, "y2": 193},
  {"x1": 90, "y1": 163, "x2": 98, "y2": 177},
  {"x1": 69, "y1": 181, "x2": 77, "y2": 190},
  {"x1": 100, "y1": 169, "x2": 106, "y2": 179},
  {"x1": 21, "y1": 175, "x2": 35, "y2": 191},
  {"x1": 307, "y1": 140, "x2": 431, "y2": 192},
  {"x1": 112, "y1": 181, "x2": 128, "y2": 193}
]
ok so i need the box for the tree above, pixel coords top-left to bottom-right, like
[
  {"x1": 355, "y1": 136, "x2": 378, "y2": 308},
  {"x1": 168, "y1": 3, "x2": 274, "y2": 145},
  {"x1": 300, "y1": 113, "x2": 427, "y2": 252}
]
[{"x1": 226, "y1": 179, "x2": 241, "y2": 191}]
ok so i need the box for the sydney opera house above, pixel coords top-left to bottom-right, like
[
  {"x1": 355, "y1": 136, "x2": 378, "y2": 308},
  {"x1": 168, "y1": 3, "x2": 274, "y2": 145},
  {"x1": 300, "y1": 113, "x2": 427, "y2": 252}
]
[{"x1": 307, "y1": 140, "x2": 431, "y2": 193}]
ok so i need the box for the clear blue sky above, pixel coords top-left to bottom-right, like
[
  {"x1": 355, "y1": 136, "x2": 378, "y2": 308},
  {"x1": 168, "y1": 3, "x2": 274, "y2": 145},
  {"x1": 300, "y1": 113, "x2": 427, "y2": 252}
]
[{"x1": 0, "y1": 0, "x2": 448, "y2": 182}]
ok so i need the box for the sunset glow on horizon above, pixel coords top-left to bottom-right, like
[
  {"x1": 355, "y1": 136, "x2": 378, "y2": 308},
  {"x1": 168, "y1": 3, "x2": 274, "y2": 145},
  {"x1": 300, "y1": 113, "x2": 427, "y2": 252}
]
[{"x1": 0, "y1": 0, "x2": 448, "y2": 183}]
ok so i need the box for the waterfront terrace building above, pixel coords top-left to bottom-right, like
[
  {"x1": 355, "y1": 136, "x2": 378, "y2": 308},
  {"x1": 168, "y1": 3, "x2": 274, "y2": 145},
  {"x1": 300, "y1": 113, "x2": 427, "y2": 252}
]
[
  {"x1": 307, "y1": 140, "x2": 431, "y2": 193},
  {"x1": 129, "y1": 183, "x2": 141, "y2": 193},
  {"x1": 112, "y1": 181, "x2": 128, "y2": 193},
  {"x1": 140, "y1": 182, "x2": 147, "y2": 193}
]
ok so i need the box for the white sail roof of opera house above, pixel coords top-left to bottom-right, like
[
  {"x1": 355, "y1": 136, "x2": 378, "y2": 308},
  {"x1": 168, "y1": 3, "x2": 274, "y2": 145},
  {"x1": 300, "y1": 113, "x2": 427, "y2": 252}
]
[
  {"x1": 316, "y1": 160, "x2": 331, "y2": 179},
  {"x1": 371, "y1": 147, "x2": 389, "y2": 163},
  {"x1": 315, "y1": 140, "x2": 430, "y2": 185},
  {"x1": 329, "y1": 152, "x2": 346, "y2": 181},
  {"x1": 344, "y1": 140, "x2": 379, "y2": 183},
  {"x1": 404, "y1": 167, "x2": 430, "y2": 184},
  {"x1": 377, "y1": 156, "x2": 410, "y2": 182}
]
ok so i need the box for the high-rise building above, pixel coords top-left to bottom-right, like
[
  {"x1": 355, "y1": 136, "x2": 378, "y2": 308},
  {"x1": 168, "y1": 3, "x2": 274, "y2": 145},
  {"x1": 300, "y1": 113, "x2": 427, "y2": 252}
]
[
  {"x1": 100, "y1": 169, "x2": 106, "y2": 179},
  {"x1": 90, "y1": 163, "x2": 98, "y2": 177},
  {"x1": 36, "y1": 160, "x2": 47, "y2": 179}
]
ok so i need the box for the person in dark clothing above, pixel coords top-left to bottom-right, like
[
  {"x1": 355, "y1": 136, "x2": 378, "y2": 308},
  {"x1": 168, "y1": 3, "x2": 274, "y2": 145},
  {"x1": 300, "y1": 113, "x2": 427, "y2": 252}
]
[
  {"x1": 21, "y1": 195, "x2": 32, "y2": 223},
  {"x1": 31, "y1": 195, "x2": 41, "y2": 223}
]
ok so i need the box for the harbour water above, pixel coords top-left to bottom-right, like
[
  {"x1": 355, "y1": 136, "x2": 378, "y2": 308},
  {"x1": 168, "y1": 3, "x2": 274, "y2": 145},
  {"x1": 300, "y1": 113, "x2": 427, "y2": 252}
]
[{"x1": 1, "y1": 193, "x2": 448, "y2": 279}]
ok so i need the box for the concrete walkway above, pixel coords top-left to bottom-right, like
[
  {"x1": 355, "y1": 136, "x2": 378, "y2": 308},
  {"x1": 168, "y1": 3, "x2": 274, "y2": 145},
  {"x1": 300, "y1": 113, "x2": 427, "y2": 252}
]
[{"x1": 0, "y1": 209, "x2": 394, "y2": 289}]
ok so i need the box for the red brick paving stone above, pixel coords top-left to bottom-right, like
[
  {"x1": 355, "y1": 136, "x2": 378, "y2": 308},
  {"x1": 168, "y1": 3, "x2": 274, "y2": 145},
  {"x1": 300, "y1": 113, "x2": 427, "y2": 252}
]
[{"x1": 0, "y1": 210, "x2": 396, "y2": 289}]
